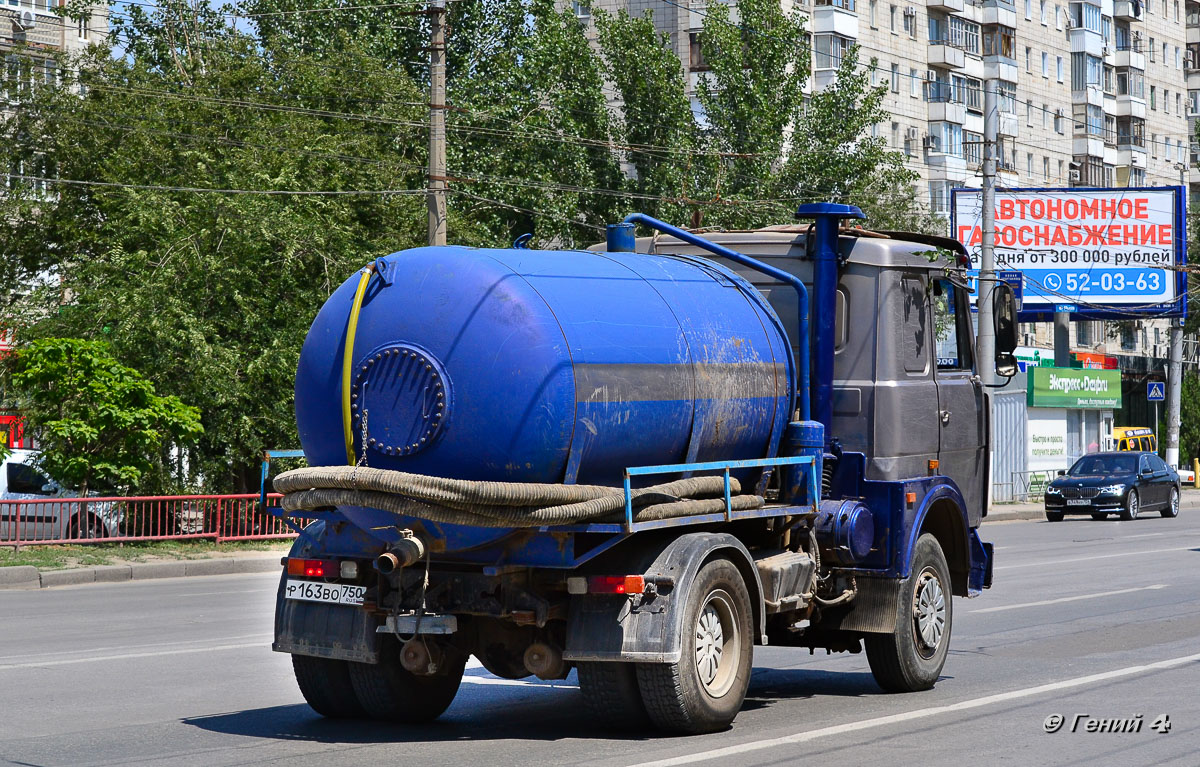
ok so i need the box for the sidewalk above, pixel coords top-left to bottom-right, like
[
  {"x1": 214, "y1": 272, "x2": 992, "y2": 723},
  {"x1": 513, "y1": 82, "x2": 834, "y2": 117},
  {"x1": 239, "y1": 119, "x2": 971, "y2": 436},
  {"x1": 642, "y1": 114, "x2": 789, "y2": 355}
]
[{"x1": 0, "y1": 551, "x2": 283, "y2": 591}]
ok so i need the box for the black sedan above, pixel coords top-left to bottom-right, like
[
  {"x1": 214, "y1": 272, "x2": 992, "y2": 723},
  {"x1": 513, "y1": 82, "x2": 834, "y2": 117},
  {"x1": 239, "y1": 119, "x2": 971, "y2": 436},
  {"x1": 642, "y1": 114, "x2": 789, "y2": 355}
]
[{"x1": 1044, "y1": 451, "x2": 1181, "y2": 522}]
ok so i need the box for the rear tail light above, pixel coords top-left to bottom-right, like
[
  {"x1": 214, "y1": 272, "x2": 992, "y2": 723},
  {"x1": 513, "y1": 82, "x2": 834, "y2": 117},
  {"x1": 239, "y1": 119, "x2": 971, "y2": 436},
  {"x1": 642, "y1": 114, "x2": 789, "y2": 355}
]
[
  {"x1": 286, "y1": 558, "x2": 336, "y2": 578},
  {"x1": 567, "y1": 575, "x2": 646, "y2": 595}
]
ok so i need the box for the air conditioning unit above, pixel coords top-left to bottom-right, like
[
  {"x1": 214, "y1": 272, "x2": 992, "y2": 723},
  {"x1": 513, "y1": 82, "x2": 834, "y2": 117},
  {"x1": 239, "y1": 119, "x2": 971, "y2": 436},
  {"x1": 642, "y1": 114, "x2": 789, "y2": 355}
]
[
  {"x1": 904, "y1": 5, "x2": 917, "y2": 15},
  {"x1": 905, "y1": 126, "x2": 921, "y2": 140},
  {"x1": 16, "y1": 10, "x2": 36, "y2": 29},
  {"x1": 1186, "y1": 52, "x2": 1195, "y2": 68},
  {"x1": 1069, "y1": 169, "x2": 1082, "y2": 182},
  {"x1": 925, "y1": 70, "x2": 936, "y2": 80}
]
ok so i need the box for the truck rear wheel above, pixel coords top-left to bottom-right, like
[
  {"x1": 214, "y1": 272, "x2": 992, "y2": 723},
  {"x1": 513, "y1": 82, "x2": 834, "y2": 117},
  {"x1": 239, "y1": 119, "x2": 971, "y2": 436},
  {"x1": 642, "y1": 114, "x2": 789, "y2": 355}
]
[
  {"x1": 866, "y1": 533, "x2": 952, "y2": 693},
  {"x1": 291, "y1": 654, "x2": 367, "y2": 718},
  {"x1": 577, "y1": 662, "x2": 648, "y2": 730},
  {"x1": 348, "y1": 637, "x2": 466, "y2": 723},
  {"x1": 636, "y1": 559, "x2": 753, "y2": 734}
]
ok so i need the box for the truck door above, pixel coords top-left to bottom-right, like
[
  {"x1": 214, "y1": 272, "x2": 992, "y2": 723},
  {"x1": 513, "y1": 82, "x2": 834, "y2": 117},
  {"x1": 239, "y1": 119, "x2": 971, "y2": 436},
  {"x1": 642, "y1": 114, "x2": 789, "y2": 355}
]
[{"x1": 932, "y1": 278, "x2": 986, "y2": 526}]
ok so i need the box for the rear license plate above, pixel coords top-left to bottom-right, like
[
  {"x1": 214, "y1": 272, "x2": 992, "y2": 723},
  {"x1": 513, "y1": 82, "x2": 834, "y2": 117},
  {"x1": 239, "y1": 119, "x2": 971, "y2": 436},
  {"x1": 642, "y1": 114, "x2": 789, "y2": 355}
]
[
  {"x1": 284, "y1": 579, "x2": 366, "y2": 606},
  {"x1": 1066, "y1": 499, "x2": 1091, "y2": 506}
]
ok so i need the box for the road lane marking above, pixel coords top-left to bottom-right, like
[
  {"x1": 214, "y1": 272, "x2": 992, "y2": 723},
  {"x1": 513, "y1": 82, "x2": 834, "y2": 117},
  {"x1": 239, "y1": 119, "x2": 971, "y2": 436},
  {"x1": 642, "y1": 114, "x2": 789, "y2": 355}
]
[
  {"x1": 0, "y1": 643, "x2": 267, "y2": 670},
  {"x1": 969, "y1": 584, "x2": 1168, "y2": 614},
  {"x1": 460, "y1": 676, "x2": 577, "y2": 690},
  {"x1": 995, "y1": 545, "x2": 1198, "y2": 571},
  {"x1": 630, "y1": 651, "x2": 1200, "y2": 767},
  {"x1": 0, "y1": 634, "x2": 273, "y2": 663}
]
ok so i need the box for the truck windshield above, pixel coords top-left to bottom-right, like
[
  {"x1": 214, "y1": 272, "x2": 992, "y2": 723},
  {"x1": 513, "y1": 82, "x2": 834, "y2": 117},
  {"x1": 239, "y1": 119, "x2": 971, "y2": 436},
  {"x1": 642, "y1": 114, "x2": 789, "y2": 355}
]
[{"x1": 1069, "y1": 454, "x2": 1136, "y2": 475}]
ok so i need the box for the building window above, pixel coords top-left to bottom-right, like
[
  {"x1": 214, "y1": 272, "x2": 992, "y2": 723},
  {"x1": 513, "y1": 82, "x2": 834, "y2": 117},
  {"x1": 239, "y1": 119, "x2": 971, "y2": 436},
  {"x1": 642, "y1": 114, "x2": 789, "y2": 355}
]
[
  {"x1": 870, "y1": 0, "x2": 878, "y2": 26},
  {"x1": 1056, "y1": 55, "x2": 1064, "y2": 82},
  {"x1": 903, "y1": 10, "x2": 916, "y2": 36},
  {"x1": 984, "y1": 26, "x2": 1015, "y2": 58},
  {"x1": 1150, "y1": 36, "x2": 1156, "y2": 61},
  {"x1": 572, "y1": 1, "x2": 590, "y2": 20},
  {"x1": 1040, "y1": 0, "x2": 1047, "y2": 23},
  {"x1": 890, "y1": 4, "x2": 896, "y2": 31},
  {"x1": 910, "y1": 68, "x2": 919, "y2": 96},
  {"x1": 928, "y1": 121, "x2": 964, "y2": 156},
  {"x1": 1150, "y1": 84, "x2": 1156, "y2": 109},
  {"x1": 1042, "y1": 51, "x2": 1049, "y2": 77},
  {"x1": 77, "y1": 15, "x2": 89, "y2": 40},
  {"x1": 1026, "y1": 98, "x2": 1034, "y2": 125},
  {"x1": 689, "y1": 34, "x2": 709, "y2": 71},
  {"x1": 965, "y1": 130, "x2": 983, "y2": 166},
  {"x1": 1025, "y1": 0, "x2": 1032, "y2": 18},
  {"x1": 1056, "y1": 3, "x2": 1063, "y2": 28},
  {"x1": 814, "y1": 34, "x2": 854, "y2": 69},
  {"x1": 1069, "y1": 2, "x2": 1103, "y2": 31},
  {"x1": 891, "y1": 63, "x2": 900, "y2": 92}
]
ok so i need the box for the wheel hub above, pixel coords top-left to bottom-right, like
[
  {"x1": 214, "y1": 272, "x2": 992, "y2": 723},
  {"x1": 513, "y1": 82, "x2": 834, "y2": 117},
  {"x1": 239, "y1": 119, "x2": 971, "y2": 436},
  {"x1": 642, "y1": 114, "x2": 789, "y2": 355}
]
[
  {"x1": 913, "y1": 571, "x2": 946, "y2": 653},
  {"x1": 694, "y1": 590, "x2": 739, "y2": 698}
]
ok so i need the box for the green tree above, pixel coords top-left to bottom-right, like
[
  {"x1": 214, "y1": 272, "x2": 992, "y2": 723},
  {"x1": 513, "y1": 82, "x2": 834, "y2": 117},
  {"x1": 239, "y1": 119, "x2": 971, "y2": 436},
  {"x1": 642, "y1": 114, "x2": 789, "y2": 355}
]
[
  {"x1": 8, "y1": 338, "x2": 202, "y2": 495},
  {"x1": 0, "y1": 10, "x2": 430, "y2": 490}
]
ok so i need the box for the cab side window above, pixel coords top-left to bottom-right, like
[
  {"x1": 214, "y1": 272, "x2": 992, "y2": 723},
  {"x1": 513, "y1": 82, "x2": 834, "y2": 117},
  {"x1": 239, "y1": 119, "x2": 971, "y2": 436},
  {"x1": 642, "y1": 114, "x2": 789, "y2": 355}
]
[
  {"x1": 932, "y1": 278, "x2": 974, "y2": 371},
  {"x1": 7, "y1": 463, "x2": 53, "y2": 495},
  {"x1": 1118, "y1": 439, "x2": 1128, "y2": 450}
]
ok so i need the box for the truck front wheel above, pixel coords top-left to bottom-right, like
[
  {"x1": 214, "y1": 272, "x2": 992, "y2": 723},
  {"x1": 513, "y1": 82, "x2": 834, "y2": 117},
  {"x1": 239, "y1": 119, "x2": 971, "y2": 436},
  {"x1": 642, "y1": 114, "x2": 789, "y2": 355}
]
[
  {"x1": 866, "y1": 533, "x2": 952, "y2": 693},
  {"x1": 348, "y1": 637, "x2": 466, "y2": 723},
  {"x1": 636, "y1": 558, "x2": 753, "y2": 734},
  {"x1": 291, "y1": 654, "x2": 366, "y2": 718}
]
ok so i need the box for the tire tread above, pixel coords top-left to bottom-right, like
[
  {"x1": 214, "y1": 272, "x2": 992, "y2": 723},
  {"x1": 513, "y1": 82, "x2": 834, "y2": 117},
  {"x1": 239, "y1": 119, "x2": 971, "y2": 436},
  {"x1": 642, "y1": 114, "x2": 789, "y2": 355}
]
[
  {"x1": 291, "y1": 654, "x2": 367, "y2": 718},
  {"x1": 577, "y1": 662, "x2": 649, "y2": 731}
]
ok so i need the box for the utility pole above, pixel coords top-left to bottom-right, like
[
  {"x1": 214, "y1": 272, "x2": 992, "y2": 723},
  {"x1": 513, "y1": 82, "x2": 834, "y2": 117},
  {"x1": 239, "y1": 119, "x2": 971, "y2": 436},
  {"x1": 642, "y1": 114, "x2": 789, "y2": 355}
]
[
  {"x1": 1166, "y1": 167, "x2": 1186, "y2": 467},
  {"x1": 427, "y1": 0, "x2": 447, "y2": 247},
  {"x1": 978, "y1": 78, "x2": 997, "y2": 388}
]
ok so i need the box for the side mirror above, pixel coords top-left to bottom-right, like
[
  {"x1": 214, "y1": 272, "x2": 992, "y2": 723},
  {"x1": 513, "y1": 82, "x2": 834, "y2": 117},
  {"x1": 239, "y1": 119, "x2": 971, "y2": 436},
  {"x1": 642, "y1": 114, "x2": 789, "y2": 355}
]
[
  {"x1": 992, "y1": 283, "x2": 1019, "y2": 379},
  {"x1": 1057, "y1": 470, "x2": 1066, "y2": 476},
  {"x1": 41, "y1": 483, "x2": 56, "y2": 494}
]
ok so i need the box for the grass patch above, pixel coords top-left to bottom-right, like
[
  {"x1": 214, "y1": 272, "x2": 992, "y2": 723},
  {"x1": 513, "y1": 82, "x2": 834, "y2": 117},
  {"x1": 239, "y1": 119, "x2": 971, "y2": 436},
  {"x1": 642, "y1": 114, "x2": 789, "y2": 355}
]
[{"x1": 0, "y1": 539, "x2": 292, "y2": 571}]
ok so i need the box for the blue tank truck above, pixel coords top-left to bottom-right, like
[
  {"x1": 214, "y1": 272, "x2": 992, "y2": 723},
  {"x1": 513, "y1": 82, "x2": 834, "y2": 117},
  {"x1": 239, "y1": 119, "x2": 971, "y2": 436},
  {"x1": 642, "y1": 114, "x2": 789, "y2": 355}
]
[{"x1": 271, "y1": 204, "x2": 1019, "y2": 734}]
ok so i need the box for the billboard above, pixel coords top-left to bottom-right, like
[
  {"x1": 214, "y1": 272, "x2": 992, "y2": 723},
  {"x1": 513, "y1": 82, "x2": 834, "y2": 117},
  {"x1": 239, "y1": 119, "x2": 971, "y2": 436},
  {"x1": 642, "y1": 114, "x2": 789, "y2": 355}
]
[
  {"x1": 1026, "y1": 367, "x2": 1122, "y2": 409},
  {"x1": 951, "y1": 187, "x2": 1187, "y2": 321}
]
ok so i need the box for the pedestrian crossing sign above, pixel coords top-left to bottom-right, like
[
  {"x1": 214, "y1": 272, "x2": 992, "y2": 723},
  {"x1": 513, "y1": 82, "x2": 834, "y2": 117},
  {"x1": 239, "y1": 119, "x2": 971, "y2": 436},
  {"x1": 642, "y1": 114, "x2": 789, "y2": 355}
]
[{"x1": 1147, "y1": 382, "x2": 1165, "y2": 402}]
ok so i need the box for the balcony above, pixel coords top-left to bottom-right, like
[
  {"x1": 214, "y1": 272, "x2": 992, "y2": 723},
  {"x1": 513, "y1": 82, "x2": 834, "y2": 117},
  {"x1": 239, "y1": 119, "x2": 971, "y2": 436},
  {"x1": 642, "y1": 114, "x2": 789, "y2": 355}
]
[
  {"x1": 1069, "y1": 28, "x2": 1105, "y2": 57},
  {"x1": 1073, "y1": 135, "x2": 1106, "y2": 156},
  {"x1": 812, "y1": 1, "x2": 859, "y2": 37},
  {"x1": 981, "y1": 0, "x2": 1017, "y2": 26},
  {"x1": 1113, "y1": 46, "x2": 1146, "y2": 70},
  {"x1": 1113, "y1": 95, "x2": 1147, "y2": 117},
  {"x1": 998, "y1": 112, "x2": 1020, "y2": 136},
  {"x1": 929, "y1": 41, "x2": 967, "y2": 68},
  {"x1": 1114, "y1": 0, "x2": 1144, "y2": 20},
  {"x1": 1116, "y1": 146, "x2": 1148, "y2": 167},
  {"x1": 928, "y1": 0, "x2": 965, "y2": 10},
  {"x1": 984, "y1": 56, "x2": 1018, "y2": 81}
]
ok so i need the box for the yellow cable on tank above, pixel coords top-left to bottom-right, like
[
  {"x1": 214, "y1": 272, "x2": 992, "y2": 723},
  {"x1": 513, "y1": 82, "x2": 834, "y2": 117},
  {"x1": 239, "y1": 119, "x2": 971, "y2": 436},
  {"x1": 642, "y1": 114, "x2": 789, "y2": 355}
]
[{"x1": 343, "y1": 265, "x2": 374, "y2": 465}]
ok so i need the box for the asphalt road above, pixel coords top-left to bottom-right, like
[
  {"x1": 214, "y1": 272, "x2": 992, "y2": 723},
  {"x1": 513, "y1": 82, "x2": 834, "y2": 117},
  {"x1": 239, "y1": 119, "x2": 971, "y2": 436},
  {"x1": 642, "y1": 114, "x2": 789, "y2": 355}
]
[{"x1": 3, "y1": 507, "x2": 1200, "y2": 767}]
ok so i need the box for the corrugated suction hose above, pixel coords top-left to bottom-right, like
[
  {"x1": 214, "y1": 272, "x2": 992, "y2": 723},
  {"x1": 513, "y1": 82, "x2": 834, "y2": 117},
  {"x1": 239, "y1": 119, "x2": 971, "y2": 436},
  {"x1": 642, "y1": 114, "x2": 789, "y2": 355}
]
[{"x1": 274, "y1": 466, "x2": 764, "y2": 527}]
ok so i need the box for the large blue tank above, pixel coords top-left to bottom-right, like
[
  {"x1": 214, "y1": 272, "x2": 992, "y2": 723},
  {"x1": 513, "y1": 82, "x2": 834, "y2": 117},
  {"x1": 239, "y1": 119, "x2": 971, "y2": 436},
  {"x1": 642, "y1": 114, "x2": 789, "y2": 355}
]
[{"x1": 295, "y1": 245, "x2": 794, "y2": 517}]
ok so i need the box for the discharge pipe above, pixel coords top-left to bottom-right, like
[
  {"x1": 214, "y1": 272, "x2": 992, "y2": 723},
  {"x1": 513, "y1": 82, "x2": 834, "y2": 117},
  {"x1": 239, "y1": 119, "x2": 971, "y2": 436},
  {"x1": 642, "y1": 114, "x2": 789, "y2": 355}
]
[
  {"x1": 613, "y1": 214, "x2": 813, "y2": 422},
  {"x1": 793, "y1": 204, "x2": 866, "y2": 443}
]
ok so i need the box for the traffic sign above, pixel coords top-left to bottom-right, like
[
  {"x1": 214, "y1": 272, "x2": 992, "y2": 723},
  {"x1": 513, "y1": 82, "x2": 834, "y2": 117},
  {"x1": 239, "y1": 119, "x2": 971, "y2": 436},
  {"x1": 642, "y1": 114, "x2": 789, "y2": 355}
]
[
  {"x1": 1147, "y1": 382, "x2": 1166, "y2": 401},
  {"x1": 1054, "y1": 304, "x2": 1078, "y2": 313}
]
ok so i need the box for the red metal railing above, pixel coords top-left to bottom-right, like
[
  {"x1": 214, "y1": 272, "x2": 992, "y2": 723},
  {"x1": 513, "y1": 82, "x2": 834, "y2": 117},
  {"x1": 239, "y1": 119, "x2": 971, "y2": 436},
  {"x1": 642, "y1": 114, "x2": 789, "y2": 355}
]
[{"x1": 0, "y1": 493, "x2": 297, "y2": 548}]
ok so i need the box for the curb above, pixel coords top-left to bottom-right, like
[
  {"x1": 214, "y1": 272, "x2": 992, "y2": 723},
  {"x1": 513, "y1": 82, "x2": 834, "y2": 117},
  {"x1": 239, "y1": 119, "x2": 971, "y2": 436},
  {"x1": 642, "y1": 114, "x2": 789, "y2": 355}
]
[{"x1": 0, "y1": 555, "x2": 282, "y2": 591}]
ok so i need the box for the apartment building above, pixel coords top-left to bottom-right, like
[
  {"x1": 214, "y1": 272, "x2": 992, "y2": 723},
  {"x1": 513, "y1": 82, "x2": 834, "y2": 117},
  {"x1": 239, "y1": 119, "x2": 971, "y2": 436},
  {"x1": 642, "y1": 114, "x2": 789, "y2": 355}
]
[{"x1": 574, "y1": 0, "x2": 1192, "y2": 386}]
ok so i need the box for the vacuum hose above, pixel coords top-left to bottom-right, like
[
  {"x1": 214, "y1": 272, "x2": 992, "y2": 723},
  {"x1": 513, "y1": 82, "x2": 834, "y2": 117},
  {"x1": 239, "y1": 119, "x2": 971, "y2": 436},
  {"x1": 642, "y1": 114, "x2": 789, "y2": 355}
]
[{"x1": 275, "y1": 466, "x2": 764, "y2": 527}]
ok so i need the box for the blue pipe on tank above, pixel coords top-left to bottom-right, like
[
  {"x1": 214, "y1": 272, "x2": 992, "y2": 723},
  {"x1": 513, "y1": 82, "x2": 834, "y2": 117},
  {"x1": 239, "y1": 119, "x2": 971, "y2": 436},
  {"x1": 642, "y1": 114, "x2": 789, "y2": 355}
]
[
  {"x1": 621, "y1": 212, "x2": 811, "y2": 422},
  {"x1": 793, "y1": 204, "x2": 865, "y2": 443}
]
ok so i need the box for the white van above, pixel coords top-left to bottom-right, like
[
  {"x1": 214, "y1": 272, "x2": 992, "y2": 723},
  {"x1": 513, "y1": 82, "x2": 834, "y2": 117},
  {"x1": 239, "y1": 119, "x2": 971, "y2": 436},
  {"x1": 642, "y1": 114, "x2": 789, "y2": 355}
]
[{"x1": 0, "y1": 450, "x2": 123, "y2": 541}]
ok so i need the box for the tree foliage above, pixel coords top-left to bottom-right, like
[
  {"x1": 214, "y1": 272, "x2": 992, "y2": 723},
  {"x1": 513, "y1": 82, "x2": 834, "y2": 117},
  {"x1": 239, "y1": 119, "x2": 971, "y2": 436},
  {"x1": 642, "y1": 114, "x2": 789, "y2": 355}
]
[
  {"x1": 0, "y1": 0, "x2": 933, "y2": 490},
  {"x1": 8, "y1": 338, "x2": 202, "y2": 495}
]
